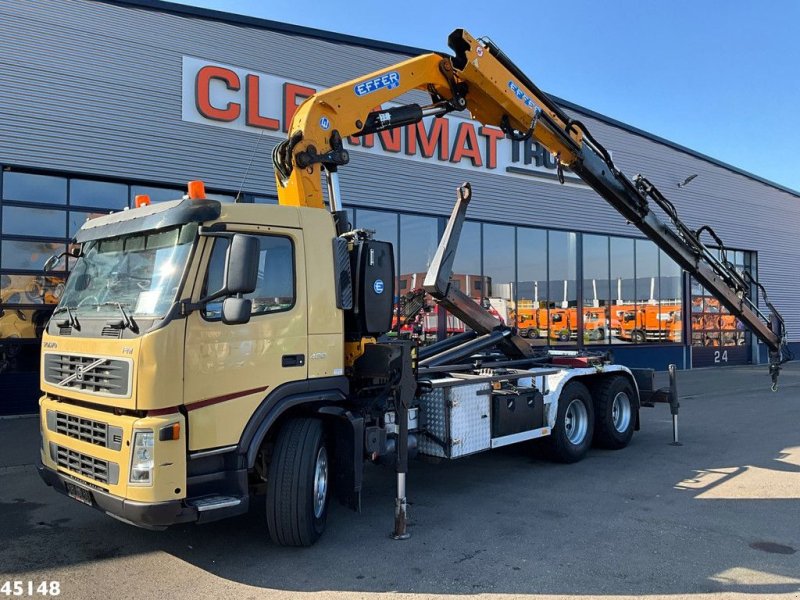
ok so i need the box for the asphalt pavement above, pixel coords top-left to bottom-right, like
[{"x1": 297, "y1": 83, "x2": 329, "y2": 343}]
[{"x1": 1, "y1": 363, "x2": 799, "y2": 599}]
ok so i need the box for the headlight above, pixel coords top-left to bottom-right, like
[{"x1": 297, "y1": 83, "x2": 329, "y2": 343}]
[{"x1": 130, "y1": 430, "x2": 154, "y2": 485}]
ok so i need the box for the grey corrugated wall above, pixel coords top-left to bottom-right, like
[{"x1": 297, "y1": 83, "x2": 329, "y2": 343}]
[{"x1": 1, "y1": 0, "x2": 799, "y2": 340}]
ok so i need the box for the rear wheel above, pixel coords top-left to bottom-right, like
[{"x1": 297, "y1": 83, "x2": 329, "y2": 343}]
[
  {"x1": 266, "y1": 418, "x2": 330, "y2": 547},
  {"x1": 593, "y1": 376, "x2": 636, "y2": 449},
  {"x1": 545, "y1": 381, "x2": 594, "y2": 463}
]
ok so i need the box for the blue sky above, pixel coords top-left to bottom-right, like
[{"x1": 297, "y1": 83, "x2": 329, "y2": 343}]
[{"x1": 176, "y1": 0, "x2": 800, "y2": 193}]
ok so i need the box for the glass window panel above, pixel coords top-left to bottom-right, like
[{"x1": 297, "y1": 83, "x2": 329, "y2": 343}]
[
  {"x1": 2, "y1": 172, "x2": 66, "y2": 205},
  {"x1": 516, "y1": 227, "x2": 547, "y2": 345},
  {"x1": 482, "y1": 224, "x2": 514, "y2": 327},
  {"x1": 2, "y1": 206, "x2": 65, "y2": 238},
  {"x1": 634, "y1": 239, "x2": 661, "y2": 343},
  {"x1": 356, "y1": 210, "x2": 398, "y2": 255},
  {"x1": 1, "y1": 240, "x2": 65, "y2": 270},
  {"x1": 659, "y1": 249, "x2": 683, "y2": 343},
  {"x1": 583, "y1": 234, "x2": 610, "y2": 344},
  {"x1": 548, "y1": 231, "x2": 577, "y2": 345},
  {"x1": 130, "y1": 185, "x2": 183, "y2": 204},
  {"x1": 70, "y1": 179, "x2": 128, "y2": 209},
  {"x1": 609, "y1": 237, "x2": 634, "y2": 344},
  {"x1": 0, "y1": 274, "x2": 65, "y2": 305},
  {"x1": 399, "y1": 214, "x2": 440, "y2": 344},
  {"x1": 253, "y1": 195, "x2": 278, "y2": 204},
  {"x1": 69, "y1": 211, "x2": 110, "y2": 238},
  {"x1": 205, "y1": 193, "x2": 236, "y2": 203},
  {"x1": 356, "y1": 210, "x2": 398, "y2": 302},
  {"x1": 202, "y1": 235, "x2": 295, "y2": 318},
  {"x1": 691, "y1": 248, "x2": 753, "y2": 349},
  {"x1": 451, "y1": 221, "x2": 481, "y2": 298},
  {"x1": 0, "y1": 308, "x2": 53, "y2": 341}
]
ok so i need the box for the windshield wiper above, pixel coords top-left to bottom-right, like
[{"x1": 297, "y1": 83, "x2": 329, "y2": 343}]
[
  {"x1": 52, "y1": 305, "x2": 80, "y2": 331},
  {"x1": 99, "y1": 302, "x2": 139, "y2": 334}
]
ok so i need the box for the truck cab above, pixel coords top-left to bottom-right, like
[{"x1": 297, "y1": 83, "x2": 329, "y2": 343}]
[{"x1": 38, "y1": 195, "x2": 347, "y2": 529}]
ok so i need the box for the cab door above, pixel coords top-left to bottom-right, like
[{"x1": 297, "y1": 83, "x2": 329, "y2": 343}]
[{"x1": 183, "y1": 226, "x2": 307, "y2": 451}]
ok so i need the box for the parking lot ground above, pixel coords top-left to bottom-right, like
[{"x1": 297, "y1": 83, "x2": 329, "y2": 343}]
[{"x1": 2, "y1": 363, "x2": 799, "y2": 600}]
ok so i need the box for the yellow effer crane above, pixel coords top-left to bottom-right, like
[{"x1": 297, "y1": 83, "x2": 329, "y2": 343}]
[{"x1": 273, "y1": 28, "x2": 789, "y2": 389}]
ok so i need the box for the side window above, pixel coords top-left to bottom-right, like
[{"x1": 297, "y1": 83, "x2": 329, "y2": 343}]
[{"x1": 202, "y1": 235, "x2": 295, "y2": 319}]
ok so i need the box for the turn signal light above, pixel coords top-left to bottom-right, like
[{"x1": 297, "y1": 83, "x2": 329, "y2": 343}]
[
  {"x1": 159, "y1": 422, "x2": 181, "y2": 441},
  {"x1": 135, "y1": 194, "x2": 151, "y2": 208},
  {"x1": 188, "y1": 180, "x2": 206, "y2": 200}
]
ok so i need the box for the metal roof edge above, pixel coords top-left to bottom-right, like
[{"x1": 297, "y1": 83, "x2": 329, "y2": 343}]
[
  {"x1": 91, "y1": 0, "x2": 428, "y2": 56},
  {"x1": 91, "y1": 0, "x2": 800, "y2": 200}
]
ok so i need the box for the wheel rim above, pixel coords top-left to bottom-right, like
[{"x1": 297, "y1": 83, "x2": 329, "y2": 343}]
[
  {"x1": 313, "y1": 446, "x2": 328, "y2": 519},
  {"x1": 611, "y1": 391, "x2": 632, "y2": 433},
  {"x1": 564, "y1": 398, "x2": 589, "y2": 445}
]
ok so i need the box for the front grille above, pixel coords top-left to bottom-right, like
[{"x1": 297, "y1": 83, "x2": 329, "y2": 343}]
[
  {"x1": 43, "y1": 353, "x2": 131, "y2": 397},
  {"x1": 59, "y1": 326, "x2": 72, "y2": 336},
  {"x1": 50, "y1": 443, "x2": 119, "y2": 485},
  {"x1": 46, "y1": 410, "x2": 123, "y2": 451},
  {"x1": 101, "y1": 326, "x2": 122, "y2": 338}
]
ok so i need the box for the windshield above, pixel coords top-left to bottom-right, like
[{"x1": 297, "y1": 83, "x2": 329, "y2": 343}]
[{"x1": 58, "y1": 225, "x2": 196, "y2": 318}]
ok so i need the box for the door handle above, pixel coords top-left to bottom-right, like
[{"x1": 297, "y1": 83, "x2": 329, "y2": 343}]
[{"x1": 282, "y1": 354, "x2": 305, "y2": 367}]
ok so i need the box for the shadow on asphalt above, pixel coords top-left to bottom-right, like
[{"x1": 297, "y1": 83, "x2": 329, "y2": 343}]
[{"x1": 2, "y1": 365, "x2": 799, "y2": 596}]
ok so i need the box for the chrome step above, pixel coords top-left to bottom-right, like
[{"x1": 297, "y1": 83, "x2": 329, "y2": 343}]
[{"x1": 188, "y1": 496, "x2": 242, "y2": 512}]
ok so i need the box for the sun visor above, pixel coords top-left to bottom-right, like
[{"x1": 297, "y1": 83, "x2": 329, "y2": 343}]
[{"x1": 74, "y1": 198, "x2": 221, "y2": 243}]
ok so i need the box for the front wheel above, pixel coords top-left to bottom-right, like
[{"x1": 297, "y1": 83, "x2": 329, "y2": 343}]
[
  {"x1": 266, "y1": 418, "x2": 330, "y2": 547},
  {"x1": 544, "y1": 381, "x2": 595, "y2": 463}
]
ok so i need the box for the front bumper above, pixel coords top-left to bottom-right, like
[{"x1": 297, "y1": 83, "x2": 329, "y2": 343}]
[{"x1": 37, "y1": 460, "x2": 198, "y2": 530}]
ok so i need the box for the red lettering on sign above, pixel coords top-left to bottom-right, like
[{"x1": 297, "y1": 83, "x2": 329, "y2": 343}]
[
  {"x1": 450, "y1": 123, "x2": 482, "y2": 167},
  {"x1": 283, "y1": 83, "x2": 317, "y2": 132},
  {"x1": 195, "y1": 66, "x2": 241, "y2": 122},
  {"x1": 245, "y1": 74, "x2": 279, "y2": 130},
  {"x1": 406, "y1": 118, "x2": 449, "y2": 160},
  {"x1": 378, "y1": 129, "x2": 401, "y2": 153},
  {"x1": 479, "y1": 126, "x2": 505, "y2": 169}
]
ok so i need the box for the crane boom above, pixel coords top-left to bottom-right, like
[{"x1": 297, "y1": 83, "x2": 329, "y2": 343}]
[{"x1": 273, "y1": 28, "x2": 790, "y2": 388}]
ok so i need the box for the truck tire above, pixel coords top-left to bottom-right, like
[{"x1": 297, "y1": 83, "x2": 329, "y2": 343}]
[
  {"x1": 593, "y1": 376, "x2": 636, "y2": 449},
  {"x1": 557, "y1": 329, "x2": 571, "y2": 342},
  {"x1": 266, "y1": 418, "x2": 330, "y2": 547},
  {"x1": 631, "y1": 329, "x2": 646, "y2": 344},
  {"x1": 544, "y1": 381, "x2": 594, "y2": 463}
]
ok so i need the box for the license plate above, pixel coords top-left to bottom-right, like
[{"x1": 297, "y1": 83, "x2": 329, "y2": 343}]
[{"x1": 66, "y1": 482, "x2": 94, "y2": 506}]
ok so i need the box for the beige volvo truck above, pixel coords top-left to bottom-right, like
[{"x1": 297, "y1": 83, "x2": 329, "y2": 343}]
[{"x1": 38, "y1": 29, "x2": 789, "y2": 546}]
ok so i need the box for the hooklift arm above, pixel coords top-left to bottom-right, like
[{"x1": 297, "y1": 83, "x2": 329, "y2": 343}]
[{"x1": 274, "y1": 29, "x2": 790, "y2": 388}]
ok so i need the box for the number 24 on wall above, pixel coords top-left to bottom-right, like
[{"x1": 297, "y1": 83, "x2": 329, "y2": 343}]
[{"x1": 714, "y1": 350, "x2": 728, "y2": 363}]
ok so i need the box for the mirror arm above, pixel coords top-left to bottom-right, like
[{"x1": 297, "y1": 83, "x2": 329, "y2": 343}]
[{"x1": 180, "y1": 289, "x2": 229, "y2": 316}]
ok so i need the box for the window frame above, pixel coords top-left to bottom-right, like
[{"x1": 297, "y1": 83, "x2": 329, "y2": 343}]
[{"x1": 200, "y1": 232, "x2": 297, "y2": 322}]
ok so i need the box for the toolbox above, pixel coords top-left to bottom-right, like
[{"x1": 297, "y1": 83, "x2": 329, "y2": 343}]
[{"x1": 490, "y1": 388, "x2": 545, "y2": 437}]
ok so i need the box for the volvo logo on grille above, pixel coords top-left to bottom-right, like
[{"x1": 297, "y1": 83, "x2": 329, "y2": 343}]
[{"x1": 58, "y1": 358, "x2": 106, "y2": 387}]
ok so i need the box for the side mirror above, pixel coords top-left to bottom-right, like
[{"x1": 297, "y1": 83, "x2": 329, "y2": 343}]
[
  {"x1": 222, "y1": 297, "x2": 252, "y2": 325},
  {"x1": 43, "y1": 255, "x2": 61, "y2": 272},
  {"x1": 44, "y1": 246, "x2": 81, "y2": 272},
  {"x1": 225, "y1": 234, "x2": 260, "y2": 295}
]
